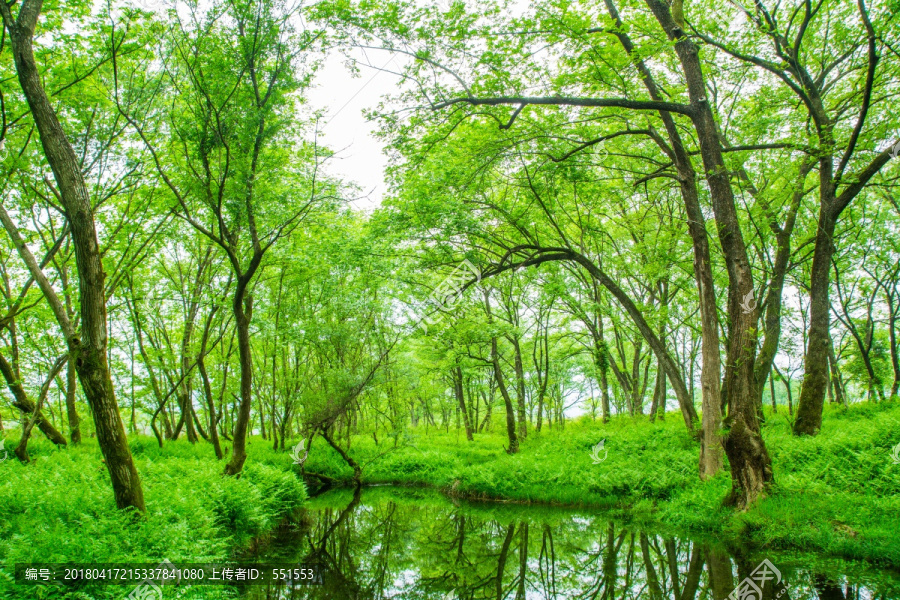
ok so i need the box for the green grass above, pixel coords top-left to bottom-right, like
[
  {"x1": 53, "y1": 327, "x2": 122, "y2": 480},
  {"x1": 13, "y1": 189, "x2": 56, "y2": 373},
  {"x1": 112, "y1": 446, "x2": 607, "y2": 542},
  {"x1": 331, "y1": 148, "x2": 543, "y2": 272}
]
[
  {"x1": 0, "y1": 436, "x2": 307, "y2": 599},
  {"x1": 302, "y1": 401, "x2": 900, "y2": 566},
  {"x1": 1, "y1": 400, "x2": 897, "y2": 599}
]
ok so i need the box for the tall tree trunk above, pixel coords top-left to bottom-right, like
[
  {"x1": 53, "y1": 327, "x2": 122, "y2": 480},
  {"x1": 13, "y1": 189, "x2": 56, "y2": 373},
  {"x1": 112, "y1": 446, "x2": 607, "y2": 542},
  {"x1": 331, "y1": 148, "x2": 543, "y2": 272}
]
[
  {"x1": 534, "y1": 318, "x2": 551, "y2": 430},
  {"x1": 751, "y1": 161, "x2": 810, "y2": 409},
  {"x1": 1, "y1": 0, "x2": 145, "y2": 512},
  {"x1": 646, "y1": 0, "x2": 772, "y2": 505},
  {"x1": 516, "y1": 523, "x2": 528, "y2": 600},
  {"x1": 454, "y1": 365, "x2": 474, "y2": 441},
  {"x1": 828, "y1": 338, "x2": 846, "y2": 406},
  {"x1": 485, "y1": 289, "x2": 519, "y2": 454},
  {"x1": 511, "y1": 335, "x2": 528, "y2": 439},
  {"x1": 495, "y1": 524, "x2": 516, "y2": 600},
  {"x1": 770, "y1": 369, "x2": 777, "y2": 413},
  {"x1": 796, "y1": 183, "x2": 878, "y2": 426},
  {"x1": 605, "y1": 0, "x2": 719, "y2": 478},
  {"x1": 224, "y1": 292, "x2": 254, "y2": 476},
  {"x1": 705, "y1": 547, "x2": 734, "y2": 600},
  {"x1": 492, "y1": 336, "x2": 519, "y2": 454},
  {"x1": 594, "y1": 336, "x2": 612, "y2": 423},
  {"x1": 58, "y1": 260, "x2": 81, "y2": 444},
  {"x1": 198, "y1": 322, "x2": 223, "y2": 459},
  {"x1": 649, "y1": 369, "x2": 662, "y2": 423}
]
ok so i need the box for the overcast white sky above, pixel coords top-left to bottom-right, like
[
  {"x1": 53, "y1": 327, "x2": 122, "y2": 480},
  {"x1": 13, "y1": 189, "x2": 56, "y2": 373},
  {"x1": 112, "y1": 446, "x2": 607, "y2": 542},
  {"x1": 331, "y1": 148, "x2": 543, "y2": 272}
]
[{"x1": 307, "y1": 49, "x2": 405, "y2": 211}]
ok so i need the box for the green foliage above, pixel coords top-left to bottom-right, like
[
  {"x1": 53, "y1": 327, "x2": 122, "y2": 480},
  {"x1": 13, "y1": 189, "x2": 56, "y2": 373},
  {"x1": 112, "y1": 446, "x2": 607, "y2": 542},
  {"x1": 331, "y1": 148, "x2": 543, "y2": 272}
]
[
  {"x1": 306, "y1": 401, "x2": 900, "y2": 564},
  {"x1": 0, "y1": 437, "x2": 306, "y2": 599}
]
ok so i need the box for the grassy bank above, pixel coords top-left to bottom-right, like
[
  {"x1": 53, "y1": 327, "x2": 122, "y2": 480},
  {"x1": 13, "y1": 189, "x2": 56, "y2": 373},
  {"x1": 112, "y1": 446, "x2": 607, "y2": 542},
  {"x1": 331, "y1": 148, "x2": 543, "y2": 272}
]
[
  {"x1": 0, "y1": 437, "x2": 307, "y2": 599},
  {"x1": 303, "y1": 401, "x2": 900, "y2": 566},
  {"x1": 1, "y1": 400, "x2": 897, "y2": 598}
]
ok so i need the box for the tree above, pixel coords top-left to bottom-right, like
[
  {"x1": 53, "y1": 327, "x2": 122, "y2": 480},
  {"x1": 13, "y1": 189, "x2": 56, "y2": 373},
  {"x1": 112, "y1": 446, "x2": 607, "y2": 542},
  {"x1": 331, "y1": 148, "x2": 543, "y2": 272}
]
[
  {"x1": 1, "y1": 0, "x2": 145, "y2": 511},
  {"x1": 119, "y1": 0, "x2": 333, "y2": 475}
]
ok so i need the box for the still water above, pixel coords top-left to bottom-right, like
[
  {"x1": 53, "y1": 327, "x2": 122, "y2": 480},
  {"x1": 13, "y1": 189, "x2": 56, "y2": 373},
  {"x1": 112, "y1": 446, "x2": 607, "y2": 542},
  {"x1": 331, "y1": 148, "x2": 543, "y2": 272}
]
[{"x1": 243, "y1": 485, "x2": 900, "y2": 600}]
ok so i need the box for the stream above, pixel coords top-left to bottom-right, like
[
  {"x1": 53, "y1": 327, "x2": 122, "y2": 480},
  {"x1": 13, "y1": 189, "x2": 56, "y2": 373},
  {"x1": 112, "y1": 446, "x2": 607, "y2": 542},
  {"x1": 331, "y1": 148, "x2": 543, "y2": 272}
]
[{"x1": 241, "y1": 486, "x2": 900, "y2": 600}]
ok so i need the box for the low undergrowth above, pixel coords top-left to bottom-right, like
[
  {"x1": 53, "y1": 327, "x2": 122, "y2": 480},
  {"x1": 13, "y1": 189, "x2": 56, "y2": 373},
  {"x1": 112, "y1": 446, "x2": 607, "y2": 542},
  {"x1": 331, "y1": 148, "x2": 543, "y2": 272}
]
[
  {"x1": 0, "y1": 437, "x2": 307, "y2": 599},
  {"x1": 1, "y1": 400, "x2": 896, "y2": 600}
]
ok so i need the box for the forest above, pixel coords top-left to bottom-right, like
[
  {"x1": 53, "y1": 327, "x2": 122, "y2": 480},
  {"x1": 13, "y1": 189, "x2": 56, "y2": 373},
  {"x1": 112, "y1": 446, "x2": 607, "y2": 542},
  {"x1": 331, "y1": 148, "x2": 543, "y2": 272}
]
[{"x1": 0, "y1": 0, "x2": 899, "y2": 598}]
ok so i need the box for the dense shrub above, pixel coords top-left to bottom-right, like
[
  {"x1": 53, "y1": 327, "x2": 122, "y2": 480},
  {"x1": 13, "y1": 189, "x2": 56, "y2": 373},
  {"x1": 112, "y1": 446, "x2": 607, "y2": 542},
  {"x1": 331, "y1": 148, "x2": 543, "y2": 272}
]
[{"x1": 0, "y1": 437, "x2": 307, "y2": 599}]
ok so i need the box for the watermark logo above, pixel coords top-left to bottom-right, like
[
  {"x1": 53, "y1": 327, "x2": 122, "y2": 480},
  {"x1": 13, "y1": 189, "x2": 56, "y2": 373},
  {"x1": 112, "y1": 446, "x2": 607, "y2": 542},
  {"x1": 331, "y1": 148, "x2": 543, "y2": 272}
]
[
  {"x1": 127, "y1": 580, "x2": 161, "y2": 600},
  {"x1": 414, "y1": 259, "x2": 481, "y2": 333},
  {"x1": 0, "y1": 438, "x2": 7, "y2": 462},
  {"x1": 890, "y1": 141, "x2": 900, "y2": 160},
  {"x1": 291, "y1": 438, "x2": 309, "y2": 466},
  {"x1": 740, "y1": 290, "x2": 757, "y2": 314},
  {"x1": 891, "y1": 442, "x2": 900, "y2": 465},
  {"x1": 126, "y1": 558, "x2": 181, "y2": 600},
  {"x1": 590, "y1": 439, "x2": 607, "y2": 464},
  {"x1": 728, "y1": 559, "x2": 783, "y2": 600}
]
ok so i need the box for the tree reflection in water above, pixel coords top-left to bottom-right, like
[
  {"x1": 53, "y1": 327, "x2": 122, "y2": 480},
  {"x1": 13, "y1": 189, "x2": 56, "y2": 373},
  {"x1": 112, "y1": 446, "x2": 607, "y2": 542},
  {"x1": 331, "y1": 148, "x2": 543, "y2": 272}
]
[{"x1": 243, "y1": 487, "x2": 899, "y2": 600}]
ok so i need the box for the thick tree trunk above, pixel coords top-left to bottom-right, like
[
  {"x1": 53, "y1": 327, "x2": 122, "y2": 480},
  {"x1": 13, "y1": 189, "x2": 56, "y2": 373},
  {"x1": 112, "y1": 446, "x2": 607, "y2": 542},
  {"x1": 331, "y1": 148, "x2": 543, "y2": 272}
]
[
  {"x1": 2, "y1": 1, "x2": 144, "y2": 511},
  {"x1": 647, "y1": 0, "x2": 772, "y2": 505},
  {"x1": 705, "y1": 547, "x2": 734, "y2": 600}
]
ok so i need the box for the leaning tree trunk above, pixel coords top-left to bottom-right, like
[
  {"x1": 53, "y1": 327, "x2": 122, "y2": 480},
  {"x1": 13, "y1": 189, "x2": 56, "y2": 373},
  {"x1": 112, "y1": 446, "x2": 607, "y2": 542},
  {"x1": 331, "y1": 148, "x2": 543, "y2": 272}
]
[
  {"x1": 14, "y1": 354, "x2": 67, "y2": 463},
  {"x1": 0, "y1": 352, "x2": 67, "y2": 446},
  {"x1": 0, "y1": 2, "x2": 144, "y2": 511},
  {"x1": 199, "y1": 360, "x2": 224, "y2": 460}
]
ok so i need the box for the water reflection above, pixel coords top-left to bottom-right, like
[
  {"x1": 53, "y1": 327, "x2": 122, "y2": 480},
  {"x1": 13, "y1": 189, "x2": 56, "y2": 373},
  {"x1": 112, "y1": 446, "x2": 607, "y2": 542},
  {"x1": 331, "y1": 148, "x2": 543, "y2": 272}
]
[{"x1": 243, "y1": 486, "x2": 900, "y2": 600}]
